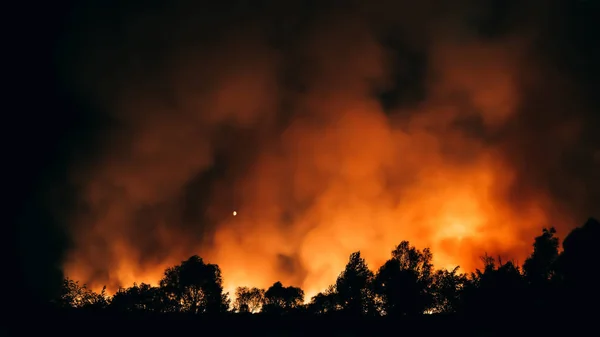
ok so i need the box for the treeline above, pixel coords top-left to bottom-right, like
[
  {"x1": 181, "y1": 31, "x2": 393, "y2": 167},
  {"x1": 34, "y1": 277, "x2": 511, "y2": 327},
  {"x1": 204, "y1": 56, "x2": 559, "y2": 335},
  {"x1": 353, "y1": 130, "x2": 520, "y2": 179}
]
[{"x1": 54, "y1": 218, "x2": 600, "y2": 318}]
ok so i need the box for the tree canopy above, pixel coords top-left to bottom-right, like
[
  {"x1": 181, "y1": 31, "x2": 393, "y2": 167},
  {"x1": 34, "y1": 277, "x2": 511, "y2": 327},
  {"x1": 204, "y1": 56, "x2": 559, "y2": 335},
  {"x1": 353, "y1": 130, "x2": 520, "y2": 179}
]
[{"x1": 51, "y1": 218, "x2": 600, "y2": 320}]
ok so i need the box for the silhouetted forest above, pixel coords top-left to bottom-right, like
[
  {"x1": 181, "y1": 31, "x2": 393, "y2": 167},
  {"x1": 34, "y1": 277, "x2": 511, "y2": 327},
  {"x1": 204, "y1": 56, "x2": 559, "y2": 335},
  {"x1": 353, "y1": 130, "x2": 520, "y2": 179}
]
[
  {"x1": 10, "y1": 217, "x2": 599, "y2": 337},
  {"x1": 7, "y1": 0, "x2": 600, "y2": 336}
]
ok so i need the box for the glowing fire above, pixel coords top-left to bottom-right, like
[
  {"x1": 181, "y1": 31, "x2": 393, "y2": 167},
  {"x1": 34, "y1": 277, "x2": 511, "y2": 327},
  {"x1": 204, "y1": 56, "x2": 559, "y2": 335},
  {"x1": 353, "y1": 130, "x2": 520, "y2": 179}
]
[
  {"x1": 61, "y1": 1, "x2": 578, "y2": 299},
  {"x1": 64, "y1": 133, "x2": 548, "y2": 296}
]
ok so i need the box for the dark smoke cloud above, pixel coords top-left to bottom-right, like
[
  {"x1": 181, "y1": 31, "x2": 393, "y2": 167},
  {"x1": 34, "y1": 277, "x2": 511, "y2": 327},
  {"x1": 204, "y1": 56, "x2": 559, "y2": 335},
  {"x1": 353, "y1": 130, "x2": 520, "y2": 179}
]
[{"x1": 41, "y1": 0, "x2": 600, "y2": 296}]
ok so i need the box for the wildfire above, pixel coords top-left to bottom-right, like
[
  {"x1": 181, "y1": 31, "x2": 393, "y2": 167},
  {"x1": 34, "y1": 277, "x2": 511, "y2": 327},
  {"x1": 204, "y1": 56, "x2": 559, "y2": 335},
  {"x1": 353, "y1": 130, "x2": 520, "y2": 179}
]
[{"x1": 61, "y1": 1, "x2": 579, "y2": 300}]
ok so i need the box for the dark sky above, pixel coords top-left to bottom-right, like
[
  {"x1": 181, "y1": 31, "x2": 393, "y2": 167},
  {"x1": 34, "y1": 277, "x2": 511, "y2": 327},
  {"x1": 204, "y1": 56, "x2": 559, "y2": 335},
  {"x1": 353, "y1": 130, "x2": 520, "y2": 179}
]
[{"x1": 9, "y1": 0, "x2": 600, "y2": 306}]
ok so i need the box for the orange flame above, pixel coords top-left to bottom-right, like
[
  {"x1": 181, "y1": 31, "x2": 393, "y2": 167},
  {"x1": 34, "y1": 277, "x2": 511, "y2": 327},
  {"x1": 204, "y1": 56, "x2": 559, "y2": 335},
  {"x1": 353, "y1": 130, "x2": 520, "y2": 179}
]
[{"x1": 62, "y1": 2, "x2": 581, "y2": 299}]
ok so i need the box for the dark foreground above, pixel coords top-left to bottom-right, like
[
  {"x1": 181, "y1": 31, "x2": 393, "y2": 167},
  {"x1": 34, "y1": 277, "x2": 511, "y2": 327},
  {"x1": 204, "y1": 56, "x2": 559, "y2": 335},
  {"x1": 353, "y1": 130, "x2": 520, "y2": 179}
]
[{"x1": 4, "y1": 309, "x2": 589, "y2": 337}]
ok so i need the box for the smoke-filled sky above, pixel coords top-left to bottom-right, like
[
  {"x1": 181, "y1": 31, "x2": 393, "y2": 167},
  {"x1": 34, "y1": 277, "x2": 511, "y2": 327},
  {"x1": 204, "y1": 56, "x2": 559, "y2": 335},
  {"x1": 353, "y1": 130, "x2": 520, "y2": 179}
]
[{"x1": 13, "y1": 0, "x2": 599, "y2": 301}]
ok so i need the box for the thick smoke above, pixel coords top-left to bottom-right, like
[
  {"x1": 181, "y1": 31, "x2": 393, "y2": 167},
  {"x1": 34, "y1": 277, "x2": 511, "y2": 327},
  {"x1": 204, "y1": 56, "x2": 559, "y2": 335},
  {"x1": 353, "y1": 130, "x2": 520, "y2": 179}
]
[{"x1": 59, "y1": 0, "x2": 599, "y2": 297}]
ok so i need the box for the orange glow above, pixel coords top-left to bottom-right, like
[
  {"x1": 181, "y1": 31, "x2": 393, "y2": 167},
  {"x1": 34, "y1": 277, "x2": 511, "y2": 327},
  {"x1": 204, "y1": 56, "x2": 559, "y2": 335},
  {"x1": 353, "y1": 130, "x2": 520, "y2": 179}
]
[{"x1": 62, "y1": 3, "x2": 579, "y2": 299}]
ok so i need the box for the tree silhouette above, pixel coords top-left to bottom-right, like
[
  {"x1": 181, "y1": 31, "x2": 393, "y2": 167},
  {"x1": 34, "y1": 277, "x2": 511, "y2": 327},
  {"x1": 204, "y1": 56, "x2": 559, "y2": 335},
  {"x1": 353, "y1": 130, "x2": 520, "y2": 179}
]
[
  {"x1": 523, "y1": 227, "x2": 560, "y2": 286},
  {"x1": 556, "y1": 217, "x2": 600, "y2": 310},
  {"x1": 159, "y1": 255, "x2": 229, "y2": 314},
  {"x1": 308, "y1": 285, "x2": 339, "y2": 315},
  {"x1": 36, "y1": 215, "x2": 600, "y2": 333},
  {"x1": 110, "y1": 283, "x2": 165, "y2": 313},
  {"x1": 558, "y1": 218, "x2": 600, "y2": 286},
  {"x1": 462, "y1": 254, "x2": 526, "y2": 318},
  {"x1": 54, "y1": 278, "x2": 108, "y2": 309},
  {"x1": 391, "y1": 241, "x2": 434, "y2": 278},
  {"x1": 522, "y1": 227, "x2": 560, "y2": 312},
  {"x1": 233, "y1": 287, "x2": 264, "y2": 313},
  {"x1": 372, "y1": 241, "x2": 434, "y2": 316},
  {"x1": 430, "y1": 266, "x2": 468, "y2": 313},
  {"x1": 262, "y1": 282, "x2": 304, "y2": 314},
  {"x1": 335, "y1": 251, "x2": 375, "y2": 316}
]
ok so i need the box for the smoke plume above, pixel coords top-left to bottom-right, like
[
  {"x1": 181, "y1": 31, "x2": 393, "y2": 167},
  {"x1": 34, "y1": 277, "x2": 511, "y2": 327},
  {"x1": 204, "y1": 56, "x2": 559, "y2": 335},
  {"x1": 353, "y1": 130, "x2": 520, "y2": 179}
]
[{"x1": 58, "y1": 0, "x2": 599, "y2": 298}]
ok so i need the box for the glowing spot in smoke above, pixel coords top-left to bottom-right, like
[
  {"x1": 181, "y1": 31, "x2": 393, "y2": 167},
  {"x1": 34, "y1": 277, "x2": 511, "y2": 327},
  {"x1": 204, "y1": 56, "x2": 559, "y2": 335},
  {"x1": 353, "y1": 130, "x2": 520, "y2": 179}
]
[
  {"x1": 444, "y1": 219, "x2": 473, "y2": 240},
  {"x1": 233, "y1": 211, "x2": 237, "y2": 216}
]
